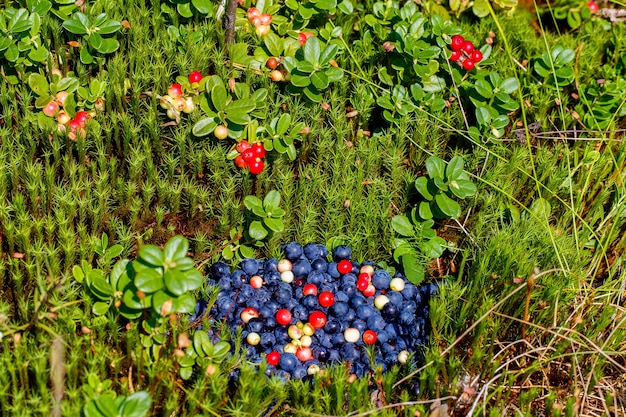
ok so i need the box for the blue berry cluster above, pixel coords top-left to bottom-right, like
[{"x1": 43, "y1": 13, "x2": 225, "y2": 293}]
[{"x1": 194, "y1": 242, "x2": 435, "y2": 379}]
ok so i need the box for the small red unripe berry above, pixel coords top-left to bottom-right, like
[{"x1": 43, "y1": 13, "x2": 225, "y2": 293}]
[
  {"x1": 471, "y1": 50, "x2": 483, "y2": 63},
  {"x1": 74, "y1": 111, "x2": 90, "y2": 126},
  {"x1": 235, "y1": 155, "x2": 247, "y2": 169},
  {"x1": 266, "y1": 351, "x2": 281, "y2": 366},
  {"x1": 43, "y1": 101, "x2": 59, "y2": 117},
  {"x1": 587, "y1": 1, "x2": 599, "y2": 13},
  {"x1": 251, "y1": 143, "x2": 266, "y2": 159},
  {"x1": 259, "y1": 13, "x2": 272, "y2": 25},
  {"x1": 363, "y1": 330, "x2": 377, "y2": 345},
  {"x1": 247, "y1": 7, "x2": 260, "y2": 20},
  {"x1": 270, "y1": 70, "x2": 283, "y2": 82},
  {"x1": 463, "y1": 59, "x2": 476, "y2": 71},
  {"x1": 337, "y1": 260, "x2": 352, "y2": 274},
  {"x1": 236, "y1": 140, "x2": 251, "y2": 153},
  {"x1": 450, "y1": 50, "x2": 462, "y2": 61},
  {"x1": 242, "y1": 148, "x2": 257, "y2": 163},
  {"x1": 168, "y1": 83, "x2": 183, "y2": 99},
  {"x1": 267, "y1": 57, "x2": 279, "y2": 69},
  {"x1": 248, "y1": 158, "x2": 264, "y2": 175}
]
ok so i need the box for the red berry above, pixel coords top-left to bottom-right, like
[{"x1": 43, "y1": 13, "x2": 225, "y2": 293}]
[
  {"x1": 587, "y1": 1, "x2": 599, "y2": 13},
  {"x1": 242, "y1": 148, "x2": 257, "y2": 163},
  {"x1": 43, "y1": 101, "x2": 59, "y2": 117},
  {"x1": 358, "y1": 272, "x2": 371, "y2": 282},
  {"x1": 236, "y1": 140, "x2": 251, "y2": 153},
  {"x1": 276, "y1": 309, "x2": 292, "y2": 326},
  {"x1": 318, "y1": 291, "x2": 335, "y2": 308},
  {"x1": 298, "y1": 33, "x2": 307, "y2": 47},
  {"x1": 450, "y1": 35, "x2": 465, "y2": 51},
  {"x1": 463, "y1": 59, "x2": 475, "y2": 71},
  {"x1": 188, "y1": 71, "x2": 203, "y2": 84},
  {"x1": 356, "y1": 278, "x2": 369, "y2": 292},
  {"x1": 270, "y1": 70, "x2": 284, "y2": 82},
  {"x1": 462, "y1": 41, "x2": 475, "y2": 54},
  {"x1": 308, "y1": 311, "x2": 327, "y2": 329},
  {"x1": 450, "y1": 50, "x2": 462, "y2": 61},
  {"x1": 267, "y1": 57, "x2": 279, "y2": 69},
  {"x1": 235, "y1": 155, "x2": 247, "y2": 169},
  {"x1": 471, "y1": 50, "x2": 483, "y2": 63},
  {"x1": 168, "y1": 83, "x2": 183, "y2": 98},
  {"x1": 296, "y1": 347, "x2": 312, "y2": 361},
  {"x1": 337, "y1": 260, "x2": 352, "y2": 275},
  {"x1": 303, "y1": 284, "x2": 318, "y2": 296},
  {"x1": 251, "y1": 143, "x2": 266, "y2": 159},
  {"x1": 247, "y1": 7, "x2": 260, "y2": 20},
  {"x1": 74, "y1": 111, "x2": 90, "y2": 126},
  {"x1": 240, "y1": 307, "x2": 259, "y2": 323},
  {"x1": 259, "y1": 13, "x2": 272, "y2": 25},
  {"x1": 249, "y1": 158, "x2": 264, "y2": 175},
  {"x1": 363, "y1": 330, "x2": 377, "y2": 345},
  {"x1": 266, "y1": 351, "x2": 281, "y2": 366},
  {"x1": 68, "y1": 119, "x2": 81, "y2": 132},
  {"x1": 362, "y1": 284, "x2": 376, "y2": 297}
]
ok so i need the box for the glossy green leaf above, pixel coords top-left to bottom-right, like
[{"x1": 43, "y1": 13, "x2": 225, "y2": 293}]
[
  {"x1": 192, "y1": 117, "x2": 217, "y2": 137},
  {"x1": 249, "y1": 220, "x2": 268, "y2": 240},
  {"x1": 303, "y1": 36, "x2": 321, "y2": 64},
  {"x1": 97, "y1": 19, "x2": 122, "y2": 35},
  {"x1": 173, "y1": 293, "x2": 196, "y2": 313},
  {"x1": 225, "y1": 99, "x2": 255, "y2": 124},
  {"x1": 418, "y1": 201, "x2": 433, "y2": 220},
  {"x1": 163, "y1": 235, "x2": 189, "y2": 262},
  {"x1": 28, "y1": 73, "x2": 49, "y2": 96},
  {"x1": 445, "y1": 156, "x2": 464, "y2": 181},
  {"x1": 391, "y1": 215, "x2": 413, "y2": 237},
  {"x1": 311, "y1": 71, "x2": 329, "y2": 90},
  {"x1": 92, "y1": 301, "x2": 110, "y2": 316},
  {"x1": 263, "y1": 190, "x2": 281, "y2": 208},
  {"x1": 139, "y1": 245, "x2": 163, "y2": 266},
  {"x1": 414, "y1": 176, "x2": 433, "y2": 200},
  {"x1": 264, "y1": 32, "x2": 283, "y2": 57},
  {"x1": 211, "y1": 83, "x2": 228, "y2": 112},
  {"x1": 435, "y1": 193, "x2": 461, "y2": 219},
  {"x1": 263, "y1": 217, "x2": 284, "y2": 233},
  {"x1": 120, "y1": 392, "x2": 152, "y2": 417},
  {"x1": 425, "y1": 156, "x2": 446, "y2": 180},
  {"x1": 402, "y1": 253, "x2": 424, "y2": 285},
  {"x1": 63, "y1": 16, "x2": 88, "y2": 35},
  {"x1": 177, "y1": 2, "x2": 193, "y2": 18},
  {"x1": 192, "y1": 0, "x2": 214, "y2": 14},
  {"x1": 134, "y1": 268, "x2": 164, "y2": 293}
]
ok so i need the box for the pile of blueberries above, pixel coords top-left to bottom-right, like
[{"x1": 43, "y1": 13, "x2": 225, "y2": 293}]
[{"x1": 196, "y1": 242, "x2": 435, "y2": 379}]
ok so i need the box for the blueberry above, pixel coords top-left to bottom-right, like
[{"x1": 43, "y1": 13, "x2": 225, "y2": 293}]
[
  {"x1": 384, "y1": 323, "x2": 399, "y2": 340},
  {"x1": 264, "y1": 258, "x2": 279, "y2": 273},
  {"x1": 329, "y1": 301, "x2": 349, "y2": 317},
  {"x1": 302, "y1": 294, "x2": 318, "y2": 310},
  {"x1": 367, "y1": 314, "x2": 387, "y2": 332},
  {"x1": 241, "y1": 258, "x2": 260, "y2": 275},
  {"x1": 341, "y1": 344, "x2": 360, "y2": 361},
  {"x1": 245, "y1": 298, "x2": 262, "y2": 311},
  {"x1": 381, "y1": 342, "x2": 395, "y2": 355},
  {"x1": 352, "y1": 319, "x2": 367, "y2": 334},
  {"x1": 402, "y1": 301, "x2": 417, "y2": 315},
  {"x1": 314, "y1": 346, "x2": 330, "y2": 362},
  {"x1": 341, "y1": 283, "x2": 357, "y2": 297},
  {"x1": 274, "y1": 327, "x2": 290, "y2": 344},
  {"x1": 279, "y1": 352, "x2": 298, "y2": 372},
  {"x1": 332, "y1": 245, "x2": 352, "y2": 260},
  {"x1": 349, "y1": 294, "x2": 367, "y2": 310},
  {"x1": 310, "y1": 258, "x2": 328, "y2": 272},
  {"x1": 217, "y1": 297, "x2": 236, "y2": 316},
  {"x1": 328, "y1": 349, "x2": 341, "y2": 362},
  {"x1": 376, "y1": 330, "x2": 389, "y2": 344},
  {"x1": 247, "y1": 318, "x2": 264, "y2": 333},
  {"x1": 344, "y1": 308, "x2": 356, "y2": 323},
  {"x1": 341, "y1": 273, "x2": 357, "y2": 285},
  {"x1": 231, "y1": 270, "x2": 246, "y2": 289},
  {"x1": 264, "y1": 316, "x2": 277, "y2": 329},
  {"x1": 402, "y1": 281, "x2": 417, "y2": 300},
  {"x1": 334, "y1": 290, "x2": 349, "y2": 303},
  {"x1": 260, "y1": 332, "x2": 276, "y2": 348},
  {"x1": 307, "y1": 271, "x2": 325, "y2": 286},
  {"x1": 326, "y1": 262, "x2": 340, "y2": 278},
  {"x1": 274, "y1": 285, "x2": 293, "y2": 305},
  {"x1": 211, "y1": 262, "x2": 230, "y2": 278},
  {"x1": 331, "y1": 333, "x2": 345, "y2": 346},
  {"x1": 371, "y1": 270, "x2": 391, "y2": 289},
  {"x1": 292, "y1": 304, "x2": 308, "y2": 321},
  {"x1": 217, "y1": 276, "x2": 232, "y2": 291},
  {"x1": 304, "y1": 243, "x2": 327, "y2": 260},
  {"x1": 324, "y1": 318, "x2": 342, "y2": 334},
  {"x1": 396, "y1": 338, "x2": 407, "y2": 350},
  {"x1": 283, "y1": 242, "x2": 303, "y2": 261},
  {"x1": 292, "y1": 259, "x2": 311, "y2": 278},
  {"x1": 293, "y1": 366, "x2": 308, "y2": 379},
  {"x1": 381, "y1": 303, "x2": 399, "y2": 321},
  {"x1": 252, "y1": 287, "x2": 271, "y2": 303},
  {"x1": 387, "y1": 291, "x2": 403, "y2": 307},
  {"x1": 356, "y1": 305, "x2": 376, "y2": 321}
]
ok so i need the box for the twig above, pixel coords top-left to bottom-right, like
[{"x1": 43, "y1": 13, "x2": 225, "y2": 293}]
[{"x1": 223, "y1": 0, "x2": 238, "y2": 50}]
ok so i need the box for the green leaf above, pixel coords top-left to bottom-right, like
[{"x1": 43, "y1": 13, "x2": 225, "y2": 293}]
[
  {"x1": 92, "y1": 301, "x2": 110, "y2": 316},
  {"x1": 249, "y1": 220, "x2": 268, "y2": 240},
  {"x1": 319, "y1": 44, "x2": 338, "y2": 66},
  {"x1": 421, "y1": 236, "x2": 446, "y2": 259},
  {"x1": 264, "y1": 32, "x2": 283, "y2": 57},
  {"x1": 194, "y1": 330, "x2": 212, "y2": 357},
  {"x1": 290, "y1": 73, "x2": 311, "y2": 88},
  {"x1": 401, "y1": 253, "x2": 425, "y2": 285},
  {"x1": 263, "y1": 190, "x2": 281, "y2": 208},
  {"x1": 325, "y1": 66, "x2": 343, "y2": 82},
  {"x1": 73, "y1": 265, "x2": 85, "y2": 283},
  {"x1": 414, "y1": 176, "x2": 433, "y2": 200},
  {"x1": 337, "y1": 0, "x2": 354, "y2": 13},
  {"x1": 225, "y1": 99, "x2": 255, "y2": 124},
  {"x1": 180, "y1": 367, "x2": 193, "y2": 380},
  {"x1": 303, "y1": 85, "x2": 322, "y2": 102},
  {"x1": 499, "y1": 77, "x2": 518, "y2": 94},
  {"x1": 244, "y1": 195, "x2": 264, "y2": 215},
  {"x1": 316, "y1": 0, "x2": 337, "y2": 10},
  {"x1": 177, "y1": 2, "x2": 193, "y2": 18},
  {"x1": 163, "y1": 235, "x2": 189, "y2": 262},
  {"x1": 276, "y1": 114, "x2": 291, "y2": 135},
  {"x1": 63, "y1": 16, "x2": 88, "y2": 35},
  {"x1": 95, "y1": 394, "x2": 119, "y2": 417},
  {"x1": 139, "y1": 245, "x2": 163, "y2": 266},
  {"x1": 9, "y1": 9, "x2": 31, "y2": 33},
  {"x1": 164, "y1": 268, "x2": 187, "y2": 296},
  {"x1": 474, "y1": 79, "x2": 493, "y2": 99},
  {"x1": 425, "y1": 156, "x2": 446, "y2": 180},
  {"x1": 192, "y1": 117, "x2": 217, "y2": 137},
  {"x1": 97, "y1": 38, "x2": 119, "y2": 54},
  {"x1": 211, "y1": 83, "x2": 228, "y2": 112},
  {"x1": 475, "y1": 106, "x2": 491, "y2": 126},
  {"x1": 449, "y1": 179, "x2": 477, "y2": 199},
  {"x1": 192, "y1": 0, "x2": 214, "y2": 14},
  {"x1": 97, "y1": 20, "x2": 122, "y2": 35},
  {"x1": 4, "y1": 44, "x2": 19, "y2": 62},
  {"x1": 445, "y1": 156, "x2": 464, "y2": 181},
  {"x1": 120, "y1": 392, "x2": 152, "y2": 417},
  {"x1": 391, "y1": 215, "x2": 414, "y2": 237},
  {"x1": 134, "y1": 268, "x2": 164, "y2": 293},
  {"x1": 122, "y1": 288, "x2": 143, "y2": 310},
  {"x1": 88, "y1": 32, "x2": 103, "y2": 50},
  {"x1": 311, "y1": 71, "x2": 329, "y2": 90},
  {"x1": 28, "y1": 73, "x2": 49, "y2": 96},
  {"x1": 303, "y1": 36, "x2": 321, "y2": 64},
  {"x1": 418, "y1": 201, "x2": 433, "y2": 220},
  {"x1": 173, "y1": 293, "x2": 196, "y2": 313},
  {"x1": 263, "y1": 217, "x2": 284, "y2": 233},
  {"x1": 434, "y1": 193, "x2": 461, "y2": 219},
  {"x1": 80, "y1": 46, "x2": 94, "y2": 64}
]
